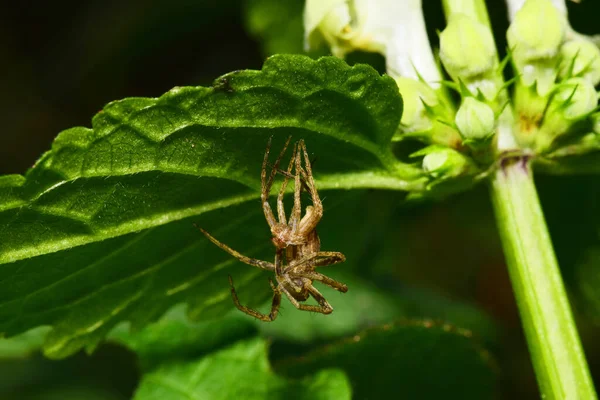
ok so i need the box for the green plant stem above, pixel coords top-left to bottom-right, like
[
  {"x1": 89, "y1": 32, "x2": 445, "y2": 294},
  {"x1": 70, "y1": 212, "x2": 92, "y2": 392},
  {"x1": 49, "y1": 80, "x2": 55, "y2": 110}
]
[{"x1": 490, "y1": 157, "x2": 597, "y2": 399}]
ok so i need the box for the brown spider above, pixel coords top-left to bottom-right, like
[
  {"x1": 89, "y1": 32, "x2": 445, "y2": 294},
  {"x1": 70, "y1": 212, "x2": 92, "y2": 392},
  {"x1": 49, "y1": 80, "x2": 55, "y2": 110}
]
[
  {"x1": 196, "y1": 138, "x2": 347, "y2": 321},
  {"x1": 261, "y1": 136, "x2": 323, "y2": 250}
]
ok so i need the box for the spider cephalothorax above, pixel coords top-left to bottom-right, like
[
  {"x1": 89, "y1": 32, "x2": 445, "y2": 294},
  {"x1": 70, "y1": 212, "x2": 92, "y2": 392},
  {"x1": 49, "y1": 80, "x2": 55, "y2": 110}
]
[{"x1": 196, "y1": 138, "x2": 347, "y2": 321}]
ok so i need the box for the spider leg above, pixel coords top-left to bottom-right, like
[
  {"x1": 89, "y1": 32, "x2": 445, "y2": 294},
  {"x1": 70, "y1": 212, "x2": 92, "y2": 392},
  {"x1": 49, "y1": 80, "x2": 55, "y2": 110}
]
[
  {"x1": 274, "y1": 248, "x2": 303, "y2": 293},
  {"x1": 289, "y1": 140, "x2": 303, "y2": 232},
  {"x1": 275, "y1": 268, "x2": 303, "y2": 294},
  {"x1": 298, "y1": 140, "x2": 323, "y2": 236},
  {"x1": 195, "y1": 225, "x2": 275, "y2": 271},
  {"x1": 228, "y1": 275, "x2": 281, "y2": 322},
  {"x1": 276, "y1": 142, "x2": 297, "y2": 225},
  {"x1": 261, "y1": 136, "x2": 292, "y2": 229},
  {"x1": 307, "y1": 284, "x2": 336, "y2": 310},
  {"x1": 294, "y1": 271, "x2": 348, "y2": 293},
  {"x1": 313, "y1": 251, "x2": 346, "y2": 266},
  {"x1": 275, "y1": 167, "x2": 312, "y2": 194},
  {"x1": 274, "y1": 247, "x2": 284, "y2": 278},
  {"x1": 281, "y1": 284, "x2": 333, "y2": 314},
  {"x1": 286, "y1": 251, "x2": 346, "y2": 271}
]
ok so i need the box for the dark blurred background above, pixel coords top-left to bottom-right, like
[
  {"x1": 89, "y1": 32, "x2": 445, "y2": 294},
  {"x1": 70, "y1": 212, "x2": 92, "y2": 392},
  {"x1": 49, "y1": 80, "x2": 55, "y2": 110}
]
[
  {"x1": 0, "y1": 0, "x2": 264, "y2": 176},
  {"x1": 1, "y1": 0, "x2": 600, "y2": 399}
]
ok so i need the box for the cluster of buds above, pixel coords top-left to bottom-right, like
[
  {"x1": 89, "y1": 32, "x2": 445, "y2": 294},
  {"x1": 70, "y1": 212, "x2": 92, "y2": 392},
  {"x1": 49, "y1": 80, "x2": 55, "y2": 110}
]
[
  {"x1": 305, "y1": 0, "x2": 600, "y2": 197},
  {"x1": 508, "y1": 0, "x2": 600, "y2": 154}
]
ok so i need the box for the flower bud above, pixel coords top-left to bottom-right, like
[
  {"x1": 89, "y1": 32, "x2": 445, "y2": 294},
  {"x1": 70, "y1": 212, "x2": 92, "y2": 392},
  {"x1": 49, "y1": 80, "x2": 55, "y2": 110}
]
[
  {"x1": 440, "y1": 14, "x2": 496, "y2": 81},
  {"x1": 537, "y1": 78, "x2": 598, "y2": 151},
  {"x1": 550, "y1": 78, "x2": 597, "y2": 120},
  {"x1": 558, "y1": 39, "x2": 600, "y2": 85},
  {"x1": 455, "y1": 97, "x2": 496, "y2": 145},
  {"x1": 395, "y1": 77, "x2": 438, "y2": 132},
  {"x1": 439, "y1": 14, "x2": 501, "y2": 100},
  {"x1": 508, "y1": 0, "x2": 564, "y2": 60},
  {"x1": 394, "y1": 77, "x2": 462, "y2": 147},
  {"x1": 416, "y1": 146, "x2": 474, "y2": 179},
  {"x1": 507, "y1": 0, "x2": 566, "y2": 95}
]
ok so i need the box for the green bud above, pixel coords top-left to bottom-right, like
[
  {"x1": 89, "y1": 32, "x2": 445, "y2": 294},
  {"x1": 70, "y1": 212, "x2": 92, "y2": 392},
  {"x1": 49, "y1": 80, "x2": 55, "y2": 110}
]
[
  {"x1": 537, "y1": 77, "x2": 598, "y2": 151},
  {"x1": 507, "y1": 0, "x2": 566, "y2": 95},
  {"x1": 508, "y1": 0, "x2": 564, "y2": 59},
  {"x1": 439, "y1": 14, "x2": 502, "y2": 100},
  {"x1": 440, "y1": 14, "x2": 496, "y2": 81},
  {"x1": 395, "y1": 77, "x2": 438, "y2": 132},
  {"x1": 550, "y1": 78, "x2": 597, "y2": 120},
  {"x1": 415, "y1": 146, "x2": 473, "y2": 179},
  {"x1": 558, "y1": 39, "x2": 600, "y2": 85},
  {"x1": 455, "y1": 97, "x2": 496, "y2": 144},
  {"x1": 394, "y1": 77, "x2": 463, "y2": 147}
]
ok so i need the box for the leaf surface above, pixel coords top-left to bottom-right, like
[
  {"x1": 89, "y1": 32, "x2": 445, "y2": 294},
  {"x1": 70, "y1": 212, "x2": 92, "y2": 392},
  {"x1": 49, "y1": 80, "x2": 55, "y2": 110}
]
[
  {"x1": 133, "y1": 337, "x2": 351, "y2": 400},
  {"x1": 0, "y1": 55, "x2": 419, "y2": 358},
  {"x1": 258, "y1": 270, "x2": 498, "y2": 347},
  {"x1": 109, "y1": 305, "x2": 257, "y2": 370},
  {"x1": 277, "y1": 321, "x2": 498, "y2": 400}
]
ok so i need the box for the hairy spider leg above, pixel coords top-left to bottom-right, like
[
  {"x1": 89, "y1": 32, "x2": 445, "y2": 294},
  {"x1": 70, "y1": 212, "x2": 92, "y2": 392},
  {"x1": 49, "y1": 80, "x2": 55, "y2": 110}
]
[
  {"x1": 286, "y1": 251, "x2": 346, "y2": 269},
  {"x1": 261, "y1": 136, "x2": 292, "y2": 229},
  {"x1": 313, "y1": 251, "x2": 346, "y2": 266},
  {"x1": 271, "y1": 163, "x2": 312, "y2": 194},
  {"x1": 228, "y1": 275, "x2": 281, "y2": 322},
  {"x1": 284, "y1": 251, "x2": 347, "y2": 293},
  {"x1": 297, "y1": 140, "x2": 323, "y2": 236},
  {"x1": 194, "y1": 224, "x2": 275, "y2": 271},
  {"x1": 279, "y1": 283, "x2": 333, "y2": 314},
  {"x1": 273, "y1": 245, "x2": 285, "y2": 278},
  {"x1": 295, "y1": 271, "x2": 348, "y2": 293},
  {"x1": 288, "y1": 140, "x2": 303, "y2": 233},
  {"x1": 276, "y1": 142, "x2": 298, "y2": 225}
]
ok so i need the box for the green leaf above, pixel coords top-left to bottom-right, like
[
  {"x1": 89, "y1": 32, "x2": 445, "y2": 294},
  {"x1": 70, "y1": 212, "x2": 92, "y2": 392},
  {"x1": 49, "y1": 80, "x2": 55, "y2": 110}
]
[
  {"x1": 258, "y1": 269, "x2": 498, "y2": 346},
  {"x1": 0, "y1": 55, "x2": 420, "y2": 358},
  {"x1": 0, "y1": 327, "x2": 50, "y2": 359},
  {"x1": 244, "y1": 0, "x2": 307, "y2": 56},
  {"x1": 133, "y1": 337, "x2": 351, "y2": 400},
  {"x1": 109, "y1": 305, "x2": 256, "y2": 370},
  {"x1": 277, "y1": 321, "x2": 498, "y2": 400},
  {"x1": 258, "y1": 271, "x2": 406, "y2": 343},
  {"x1": 2, "y1": 54, "x2": 416, "y2": 264}
]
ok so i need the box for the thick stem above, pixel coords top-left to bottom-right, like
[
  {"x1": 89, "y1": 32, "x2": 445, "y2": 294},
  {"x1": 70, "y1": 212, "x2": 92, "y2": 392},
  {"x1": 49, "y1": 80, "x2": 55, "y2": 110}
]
[{"x1": 490, "y1": 157, "x2": 597, "y2": 399}]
